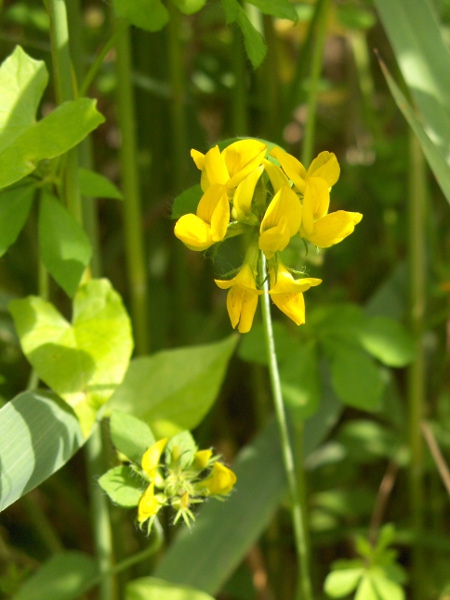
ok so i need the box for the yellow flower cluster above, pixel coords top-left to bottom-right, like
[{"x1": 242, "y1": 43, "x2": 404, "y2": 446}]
[
  {"x1": 174, "y1": 139, "x2": 362, "y2": 333},
  {"x1": 137, "y1": 437, "x2": 236, "y2": 532}
]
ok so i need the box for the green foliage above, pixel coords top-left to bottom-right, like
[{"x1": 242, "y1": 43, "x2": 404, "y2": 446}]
[
  {"x1": 0, "y1": 47, "x2": 104, "y2": 190},
  {"x1": 0, "y1": 183, "x2": 34, "y2": 256},
  {"x1": 171, "y1": 184, "x2": 203, "y2": 219},
  {"x1": 108, "y1": 335, "x2": 237, "y2": 436},
  {"x1": 110, "y1": 411, "x2": 155, "y2": 464},
  {"x1": 78, "y1": 168, "x2": 123, "y2": 200},
  {"x1": 98, "y1": 466, "x2": 146, "y2": 507},
  {"x1": 12, "y1": 552, "x2": 98, "y2": 600},
  {"x1": 165, "y1": 430, "x2": 197, "y2": 468},
  {"x1": 324, "y1": 525, "x2": 407, "y2": 599},
  {"x1": 112, "y1": 0, "x2": 169, "y2": 31},
  {"x1": 0, "y1": 391, "x2": 84, "y2": 512},
  {"x1": 223, "y1": 0, "x2": 267, "y2": 68},
  {"x1": 9, "y1": 279, "x2": 133, "y2": 436},
  {"x1": 172, "y1": 0, "x2": 207, "y2": 15},
  {"x1": 38, "y1": 191, "x2": 92, "y2": 297},
  {"x1": 126, "y1": 577, "x2": 215, "y2": 600}
]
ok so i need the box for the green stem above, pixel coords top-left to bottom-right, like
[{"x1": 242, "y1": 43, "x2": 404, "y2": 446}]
[
  {"x1": 301, "y1": 0, "x2": 330, "y2": 166},
  {"x1": 260, "y1": 253, "x2": 313, "y2": 600},
  {"x1": 407, "y1": 132, "x2": 427, "y2": 597},
  {"x1": 113, "y1": 17, "x2": 150, "y2": 355},
  {"x1": 86, "y1": 424, "x2": 116, "y2": 600}
]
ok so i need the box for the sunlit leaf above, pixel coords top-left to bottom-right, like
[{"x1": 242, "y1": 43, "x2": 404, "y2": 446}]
[
  {"x1": 172, "y1": 0, "x2": 207, "y2": 15},
  {"x1": 359, "y1": 316, "x2": 416, "y2": 367},
  {"x1": 98, "y1": 466, "x2": 145, "y2": 508},
  {"x1": 0, "y1": 182, "x2": 34, "y2": 256},
  {"x1": 9, "y1": 279, "x2": 133, "y2": 436},
  {"x1": 110, "y1": 411, "x2": 155, "y2": 464},
  {"x1": 126, "y1": 577, "x2": 215, "y2": 600},
  {"x1": 113, "y1": 0, "x2": 169, "y2": 32},
  {"x1": 246, "y1": 0, "x2": 297, "y2": 21},
  {"x1": 324, "y1": 567, "x2": 363, "y2": 597}
]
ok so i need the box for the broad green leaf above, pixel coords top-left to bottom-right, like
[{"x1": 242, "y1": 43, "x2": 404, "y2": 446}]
[
  {"x1": 79, "y1": 168, "x2": 123, "y2": 200},
  {"x1": 222, "y1": 0, "x2": 240, "y2": 24},
  {"x1": 238, "y1": 321, "x2": 295, "y2": 365},
  {"x1": 359, "y1": 316, "x2": 416, "y2": 367},
  {"x1": 165, "y1": 431, "x2": 197, "y2": 468},
  {"x1": 324, "y1": 567, "x2": 363, "y2": 597},
  {"x1": 355, "y1": 575, "x2": 379, "y2": 600},
  {"x1": 0, "y1": 182, "x2": 34, "y2": 256},
  {"x1": 172, "y1": 0, "x2": 207, "y2": 15},
  {"x1": 371, "y1": 573, "x2": 404, "y2": 600},
  {"x1": 9, "y1": 279, "x2": 133, "y2": 436},
  {"x1": 98, "y1": 466, "x2": 145, "y2": 507},
  {"x1": 13, "y1": 552, "x2": 98, "y2": 600},
  {"x1": 312, "y1": 303, "x2": 366, "y2": 340},
  {"x1": 324, "y1": 340, "x2": 385, "y2": 411},
  {"x1": 0, "y1": 390, "x2": 84, "y2": 512},
  {"x1": 110, "y1": 411, "x2": 155, "y2": 464},
  {"x1": 336, "y1": 420, "x2": 399, "y2": 464},
  {"x1": 127, "y1": 577, "x2": 215, "y2": 600},
  {"x1": 113, "y1": 0, "x2": 169, "y2": 32},
  {"x1": 171, "y1": 184, "x2": 202, "y2": 219},
  {"x1": 108, "y1": 336, "x2": 237, "y2": 437},
  {"x1": 280, "y1": 341, "x2": 320, "y2": 420},
  {"x1": 155, "y1": 387, "x2": 342, "y2": 593},
  {"x1": 236, "y1": 8, "x2": 267, "y2": 68},
  {"x1": 0, "y1": 98, "x2": 105, "y2": 190},
  {"x1": 0, "y1": 46, "x2": 47, "y2": 153},
  {"x1": 38, "y1": 191, "x2": 92, "y2": 297},
  {"x1": 378, "y1": 59, "x2": 450, "y2": 205},
  {"x1": 246, "y1": 0, "x2": 297, "y2": 21}
]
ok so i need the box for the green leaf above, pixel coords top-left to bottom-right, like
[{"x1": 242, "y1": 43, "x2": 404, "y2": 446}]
[
  {"x1": 246, "y1": 0, "x2": 297, "y2": 21},
  {"x1": 378, "y1": 59, "x2": 450, "y2": 205},
  {"x1": 0, "y1": 98, "x2": 105, "y2": 190},
  {"x1": 336, "y1": 420, "x2": 399, "y2": 464},
  {"x1": 98, "y1": 465, "x2": 145, "y2": 508},
  {"x1": 9, "y1": 279, "x2": 133, "y2": 436},
  {"x1": 235, "y1": 8, "x2": 267, "y2": 68},
  {"x1": 126, "y1": 577, "x2": 215, "y2": 600},
  {"x1": 155, "y1": 387, "x2": 342, "y2": 593},
  {"x1": 108, "y1": 336, "x2": 237, "y2": 437},
  {"x1": 312, "y1": 303, "x2": 366, "y2": 340},
  {"x1": 172, "y1": 0, "x2": 207, "y2": 15},
  {"x1": 0, "y1": 390, "x2": 84, "y2": 512},
  {"x1": 0, "y1": 46, "x2": 48, "y2": 153},
  {"x1": 280, "y1": 341, "x2": 320, "y2": 420},
  {"x1": 355, "y1": 575, "x2": 380, "y2": 600},
  {"x1": 79, "y1": 168, "x2": 123, "y2": 200},
  {"x1": 371, "y1": 573, "x2": 405, "y2": 600},
  {"x1": 359, "y1": 316, "x2": 416, "y2": 367},
  {"x1": 324, "y1": 568, "x2": 363, "y2": 597},
  {"x1": 0, "y1": 182, "x2": 34, "y2": 256},
  {"x1": 165, "y1": 431, "x2": 197, "y2": 468},
  {"x1": 324, "y1": 340, "x2": 385, "y2": 411},
  {"x1": 38, "y1": 191, "x2": 92, "y2": 297},
  {"x1": 110, "y1": 411, "x2": 155, "y2": 464},
  {"x1": 113, "y1": 0, "x2": 169, "y2": 32},
  {"x1": 171, "y1": 184, "x2": 202, "y2": 219},
  {"x1": 238, "y1": 321, "x2": 295, "y2": 365},
  {"x1": 222, "y1": 0, "x2": 240, "y2": 24},
  {"x1": 12, "y1": 551, "x2": 98, "y2": 600}
]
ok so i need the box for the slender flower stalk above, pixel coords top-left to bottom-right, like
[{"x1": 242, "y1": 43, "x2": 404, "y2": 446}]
[{"x1": 260, "y1": 253, "x2": 314, "y2": 600}]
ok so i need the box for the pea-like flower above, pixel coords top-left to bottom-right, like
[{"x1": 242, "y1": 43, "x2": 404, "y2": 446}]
[
  {"x1": 137, "y1": 482, "x2": 164, "y2": 524},
  {"x1": 215, "y1": 263, "x2": 263, "y2": 333},
  {"x1": 259, "y1": 185, "x2": 302, "y2": 259},
  {"x1": 270, "y1": 147, "x2": 340, "y2": 193},
  {"x1": 300, "y1": 177, "x2": 362, "y2": 248},
  {"x1": 141, "y1": 438, "x2": 168, "y2": 480},
  {"x1": 198, "y1": 462, "x2": 237, "y2": 496},
  {"x1": 269, "y1": 262, "x2": 322, "y2": 325}
]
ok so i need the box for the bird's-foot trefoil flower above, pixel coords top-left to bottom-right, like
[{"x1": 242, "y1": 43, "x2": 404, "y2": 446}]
[
  {"x1": 270, "y1": 147, "x2": 340, "y2": 193},
  {"x1": 300, "y1": 177, "x2": 362, "y2": 248},
  {"x1": 259, "y1": 185, "x2": 302, "y2": 259},
  {"x1": 269, "y1": 261, "x2": 322, "y2": 326},
  {"x1": 215, "y1": 262, "x2": 263, "y2": 333}
]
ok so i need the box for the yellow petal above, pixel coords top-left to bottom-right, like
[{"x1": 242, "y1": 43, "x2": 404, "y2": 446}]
[
  {"x1": 301, "y1": 177, "x2": 330, "y2": 236},
  {"x1": 204, "y1": 145, "x2": 230, "y2": 186},
  {"x1": 272, "y1": 290, "x2": 306, "y2": 325},
  {"x1": 262, "y1": 159, "x2": 290, "y2": 193},
  {"x1": 232, "y1": 165, "x2": 264, "y2": 220},
  {"x1": 259, "y1": 217, "x2": 290, "y2": 259},
  {"x1": 305, "y1": 211, "x2": 362, "y2": 248},
  {"x1": 215, "y1": 263, "x2": 262, "y2": 333},
  {"x1": 190, "y1": 148, "x2": 205, "y2": 171},
  {"x1": 270, "y1": 147, "x2": 307, "y2": 193},
  {"x1": 307, "y1": 151, "x2": 340, "y2": 188},
  {"x1": 260, "y1": 186, "x2": 302, "y2": 237},
  {"x1": 194, "y1": 449, "x2": 213, "y2": 469},
  {"x1": 269, "y1": 264, "x2": 321, "y2": 326},
  {"x1": 224, "y1": 139, "x2": 267, "y2": 188},
  {"x1": 201, "y1": 462, "x2": 237, "y2": 495},
  {"x1": 141, "y1": 438, "x2": 168, "y2": 477},
  {"x1": 174, "y1": 214, "x2": 214, "y2": 251},
  {"x1": 137, "y1": 483, "x2": 161, "y2": 523}
]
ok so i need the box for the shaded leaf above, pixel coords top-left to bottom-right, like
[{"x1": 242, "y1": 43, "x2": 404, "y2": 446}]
[
  {"x1": 0, "y1": 182, "x2": 34, "y2": 256},
  {"x1": 280, "y1": 341, "x2": 320, "y2": 420},
  {"x1": 0, "y1": 390, "x2": 84, "y2": 512},
  {"x1": 39, "y1": 191, "x2": 92, "y2": 297},
  {"x1": 171, "y1": 184, "x2": 202, "y2": 219},
  {"x1": 359, "y1": 316, "x2": 416, "y2": 367},
  {"x1": 98, "y1": 466, "x2": 145, "y2": 508},
  {"x1": 79, "y1": 168, "x2": 123, "y2": 200},
  {"x1": 110, "y1": 411, "x2": 155, "y2": 464},
  {"x1": 172, "y1": 0, "x2": 207, "y2": 15},
  {"x1": 113, "y1": 0, "x2": 169, "y2": 32},
  {"x1": 246, "y1": 0, "x2": 297, "y2": 21}
]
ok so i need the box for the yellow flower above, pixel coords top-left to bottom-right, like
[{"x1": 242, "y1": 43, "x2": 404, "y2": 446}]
[
  {"x1": 194, "y1": 449, "x2": 213, "y2": 470},
  {"x1": 231, "y1": 165, "x2": 264, "y2": 223},
  {"x1": 200, "y1": 462, "x2": 237, "y2": 496},
  {"x1": 191, "y1": 139, "x2": 267, "y2": 193},
  {"x1": 270, "y1": 147, "x2": 340, "y2": 194},
  {"x1": 174, "y1": 184, "x2": 229, "y2": 251},
  {"x1": 141, "y1": 438, "x2": 168, "y2": 479},
  {"x1": 215, "y1": 263, "x2": 263, "y2": 333},
  {"x1": 269, "y1": 262, "x2": 322, "y2": 325},
  {"x1": 137, "y1": 482, "x2": 163, "y2": 523},
  {"x1": 300, "y1": 177, "x2": 362, "y2": 248},
  {"x1": 259, "y1": 186, "x2": 302, "y2": 259}
]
